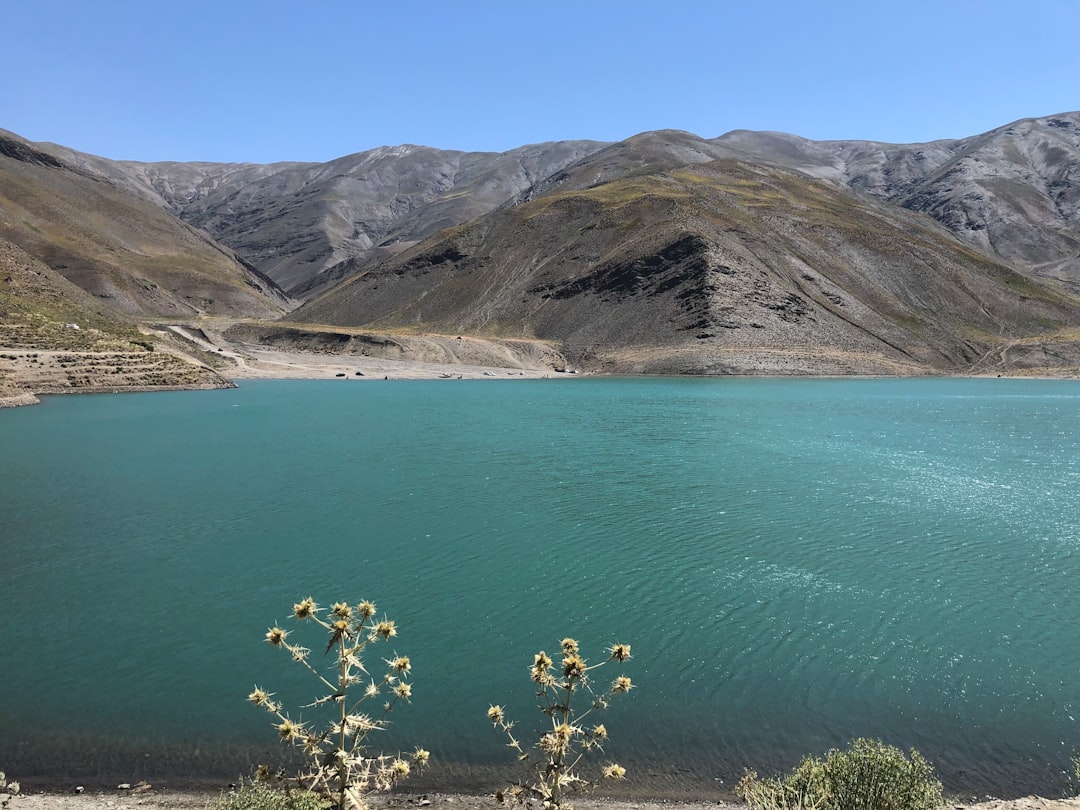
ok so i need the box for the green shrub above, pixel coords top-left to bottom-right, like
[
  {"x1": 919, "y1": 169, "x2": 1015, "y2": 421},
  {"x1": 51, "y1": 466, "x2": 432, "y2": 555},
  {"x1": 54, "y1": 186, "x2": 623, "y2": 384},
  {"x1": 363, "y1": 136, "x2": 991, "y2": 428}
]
[
  {"x1": 736, "y1": 738, "x2": 943, "y2": 810},
  {"x1": 1067, "y1": 752, "x2": 1080, "y2": 797},
  {"x1": 208, "y1": 779, "x2": 328, "y2": 810},
  {"x1": 487, "y1": 637, "x2": 634, "y2": 810}
]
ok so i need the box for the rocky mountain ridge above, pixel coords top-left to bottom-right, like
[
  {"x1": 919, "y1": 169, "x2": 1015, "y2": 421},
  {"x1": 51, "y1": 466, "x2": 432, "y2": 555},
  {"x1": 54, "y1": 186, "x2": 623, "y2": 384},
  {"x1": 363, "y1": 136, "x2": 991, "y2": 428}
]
[
  {"x1": 712, "y1": 112, "x2": 1080, "y2": 292},
  {"x1": 39, "y1": 111, "x2": 1078, "y2": 303},
  {"x1": 3, "y1": 111, "x2": 1080, "y2": 385},
  {"x1": 41, "y1": 138, "x2": 606, "y2": 296},
  {"x1": 291, "y1": 157, "x2": 1080, "y2": 376}
]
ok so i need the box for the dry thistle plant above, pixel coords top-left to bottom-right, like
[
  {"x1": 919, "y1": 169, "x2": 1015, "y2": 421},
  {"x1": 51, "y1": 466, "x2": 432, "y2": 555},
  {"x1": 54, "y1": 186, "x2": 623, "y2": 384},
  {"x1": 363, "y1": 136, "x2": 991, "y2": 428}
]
[
  {"x1": 0, "y1": 772, "x2": 19, "y2": 810},
  {"x1": 487, "y1": 637, "x2": 633, "y2": 810},
  {"x1": 250, "y1": 597, "x2": 429, "y2": 810}
]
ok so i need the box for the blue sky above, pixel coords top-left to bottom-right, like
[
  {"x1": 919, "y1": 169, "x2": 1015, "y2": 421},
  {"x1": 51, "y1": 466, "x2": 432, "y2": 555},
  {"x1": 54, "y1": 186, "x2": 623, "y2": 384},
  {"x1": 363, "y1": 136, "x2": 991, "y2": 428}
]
[{"x1": 3, "y1": 0, "x2": 1078, "y2": 163}]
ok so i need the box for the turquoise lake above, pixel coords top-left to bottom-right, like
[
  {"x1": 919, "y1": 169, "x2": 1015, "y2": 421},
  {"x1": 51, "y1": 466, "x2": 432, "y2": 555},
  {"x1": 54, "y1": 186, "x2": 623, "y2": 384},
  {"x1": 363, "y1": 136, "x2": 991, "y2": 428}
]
[{"x1": 2, "y1": 377, "x2": 1080, "y2": 797}]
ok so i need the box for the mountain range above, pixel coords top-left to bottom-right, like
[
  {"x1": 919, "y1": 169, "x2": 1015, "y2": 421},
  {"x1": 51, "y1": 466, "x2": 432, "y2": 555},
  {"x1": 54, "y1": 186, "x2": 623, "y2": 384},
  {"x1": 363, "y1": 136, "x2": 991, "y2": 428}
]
[{"x1": 2, "y1": 110, "x2": 1080, "y2": 396}]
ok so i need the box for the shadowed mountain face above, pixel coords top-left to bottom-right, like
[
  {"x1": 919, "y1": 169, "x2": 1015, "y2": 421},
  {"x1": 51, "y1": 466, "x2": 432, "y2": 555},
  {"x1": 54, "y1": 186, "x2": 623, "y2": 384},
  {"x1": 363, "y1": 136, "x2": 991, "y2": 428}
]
[
  {"x1": 291, "y1": 160, "x2": 1080, "y2": 375},
  {"x1": 0, "y1": 132, "x2": 290, "y2": 318}
]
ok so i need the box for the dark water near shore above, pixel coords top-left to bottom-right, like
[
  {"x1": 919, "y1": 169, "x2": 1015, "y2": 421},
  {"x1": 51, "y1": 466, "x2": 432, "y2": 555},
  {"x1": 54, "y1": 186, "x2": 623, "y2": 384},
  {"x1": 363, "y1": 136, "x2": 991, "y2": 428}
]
[{"x1": 2, "y1": 378, "x2": 1080, "y2": 797}]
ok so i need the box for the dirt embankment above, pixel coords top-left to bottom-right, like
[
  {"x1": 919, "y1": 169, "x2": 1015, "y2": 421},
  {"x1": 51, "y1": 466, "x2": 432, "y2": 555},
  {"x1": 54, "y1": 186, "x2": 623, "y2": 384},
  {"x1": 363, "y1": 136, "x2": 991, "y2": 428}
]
[
  {"x1": 222, "y1": 323, "x2": 570, "y2": 372},
  {"x1": 0, "y1": 319, "x2": 576, "y2": 408}
]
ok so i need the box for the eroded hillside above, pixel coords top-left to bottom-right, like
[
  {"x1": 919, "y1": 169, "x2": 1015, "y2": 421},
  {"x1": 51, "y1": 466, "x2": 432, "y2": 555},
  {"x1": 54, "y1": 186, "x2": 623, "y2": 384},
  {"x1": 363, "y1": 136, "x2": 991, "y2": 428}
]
[{"x1": 291, "y1": 160, "x2": 1080, "y2": 376}]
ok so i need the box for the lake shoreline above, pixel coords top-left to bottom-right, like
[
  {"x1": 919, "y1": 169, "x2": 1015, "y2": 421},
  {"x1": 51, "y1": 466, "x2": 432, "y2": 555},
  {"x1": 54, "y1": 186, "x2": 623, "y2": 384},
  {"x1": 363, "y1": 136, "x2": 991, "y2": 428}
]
[
  {"x1": 4, "y1": 337, "x2": 1078, "y2": 409},
  {"x1": 10, "y1": 787, "x2": 1080, "y2": 810}
]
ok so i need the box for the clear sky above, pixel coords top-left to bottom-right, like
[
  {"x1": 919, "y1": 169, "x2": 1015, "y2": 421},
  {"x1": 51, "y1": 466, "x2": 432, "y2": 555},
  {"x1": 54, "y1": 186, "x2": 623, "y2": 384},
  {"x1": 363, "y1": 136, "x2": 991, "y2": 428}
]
[{"x1": 3, "y1": 0, "x2": 1078, "y2": 164}]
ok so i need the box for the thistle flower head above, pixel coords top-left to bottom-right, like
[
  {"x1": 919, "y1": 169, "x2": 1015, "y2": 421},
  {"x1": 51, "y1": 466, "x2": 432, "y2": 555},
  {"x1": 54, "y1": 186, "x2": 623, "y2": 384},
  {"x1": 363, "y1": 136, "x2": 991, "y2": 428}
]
[
  {"x1": 248, "y1": 686, "x2": 272, "y2": 707},
  {"x1": 0, "y1": 773, "x2": 19, "y2": 797},
  {"x1": 608, "y1": 643, "x2": 632, "y2": 662},
  {"x1": 277, "y1": 717, "x2": 303, "y2": 742},
  {"x1": 412, "y1": 747, "x2": 430, "y2": 765},
  {"x1": 487, "y1": 704, "x2": 505, "y2": 724},
  {"x1": 266, "y1": 626, "x2": 288, "y2": 646},
  {"x1": 393, "y1": 682, "x2": 412, "y2": 700},
  {"x1": 357, "y1": 600, "x2": 377, "y2": 618},
  {"x1": 612, "y1": 675, "x2": 633, "y2": 693},
  {"x1": 562, "y1": 654, "x2": 586, "y2": 679},
  {"x1": 390, "y1": 759, "x2": 411, "y2": 779},
  {"x1": 390, "y1": 655, "x2": 411, "y2": 673},
  {"x1": 332, "y1": 601, "x2": 353, "y2": 619},
  {"x1": 592, "y1": 724, "x2": 608, "y2": 740},
  {"x1": 531, "y1": 650, "x2": 553, "y2": 683},
  {"x1": 375, "y1": 619, "x2": 396, "y2": 640},
  {"x1": 539, "y1": 732, "x2": 564, "y2": 754},
  {"x1": 560, "y1": 637, "x2": 579, "y2": 655},
  {"x1": 293, "y1": 597, "x2": 318, "y2": 620},
  {"x1": 302, "y1": 732, "x2": 323, "y2": 754},
  {"x1": 602, "y1": 763, "x2": 627, "y2": 780}
]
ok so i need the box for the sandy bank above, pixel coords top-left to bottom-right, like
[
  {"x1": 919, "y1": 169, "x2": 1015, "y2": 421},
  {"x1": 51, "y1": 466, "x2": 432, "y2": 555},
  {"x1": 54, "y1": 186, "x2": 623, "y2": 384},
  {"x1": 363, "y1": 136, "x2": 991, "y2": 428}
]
[
  {"x1": 11, "y1": 789, "x2": 1080, "y2": 810},
  {"x1": 0, "y1": 389, "x2": 39, "y2": 407},
  {"x1": 222, "y1": 345, "x2": 568, "y2": 381}
]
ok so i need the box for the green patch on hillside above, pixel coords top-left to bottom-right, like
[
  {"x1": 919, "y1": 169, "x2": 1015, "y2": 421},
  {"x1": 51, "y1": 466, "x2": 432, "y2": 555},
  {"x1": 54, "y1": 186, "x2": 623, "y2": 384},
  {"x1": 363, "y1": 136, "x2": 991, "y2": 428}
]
[
  {"x1": 532, "y1": 177, "x2": 692, "y2": 213},
  {"x1": 0, "y1": 239, "x2": 145, "y2": 351}
]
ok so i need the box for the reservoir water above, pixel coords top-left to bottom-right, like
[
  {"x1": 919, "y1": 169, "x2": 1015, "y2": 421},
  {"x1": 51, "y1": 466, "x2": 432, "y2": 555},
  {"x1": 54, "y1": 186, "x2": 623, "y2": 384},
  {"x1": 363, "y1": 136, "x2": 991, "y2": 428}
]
[{"x1": 2, "y1": 377, "x2": 1080, "y2": 797}]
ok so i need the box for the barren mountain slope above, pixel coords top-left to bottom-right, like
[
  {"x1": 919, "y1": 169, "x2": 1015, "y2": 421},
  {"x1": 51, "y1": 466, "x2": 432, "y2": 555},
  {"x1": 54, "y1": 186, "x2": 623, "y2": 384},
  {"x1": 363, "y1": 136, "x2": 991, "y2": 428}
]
[
  {"x1": 292, "y1": 160, "x2": 1080, "y2": 376},
  {"x1": 0, "y1": 238, "x2": 233, "y2": 403},
  {"x1": 26, "y1": 113, "x2": 1080, "y2": 306},
  {"x1": 0, "y1": 132, "x2": 290, "y2": 318},
  {"x1": 40, "y1": 140, "x2": 607, "y2": 297},
  {"x1": 713, "y1": 112, "x2": 1080, "y2": 291}
]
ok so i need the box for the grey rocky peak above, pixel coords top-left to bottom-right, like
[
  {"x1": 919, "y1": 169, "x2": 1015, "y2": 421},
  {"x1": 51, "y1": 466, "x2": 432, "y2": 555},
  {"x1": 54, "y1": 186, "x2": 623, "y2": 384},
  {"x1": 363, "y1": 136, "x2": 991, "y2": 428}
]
[{"x1": 712, "y1": 111, "x2": 1080, "y2": 292}]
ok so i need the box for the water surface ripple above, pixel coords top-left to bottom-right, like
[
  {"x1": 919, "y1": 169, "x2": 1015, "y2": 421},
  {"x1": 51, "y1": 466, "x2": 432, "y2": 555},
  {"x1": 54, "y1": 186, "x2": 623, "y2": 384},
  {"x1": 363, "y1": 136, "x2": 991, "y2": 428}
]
[{"x1": 2, "y1": 378, "x2": 1079, "y2": 796}]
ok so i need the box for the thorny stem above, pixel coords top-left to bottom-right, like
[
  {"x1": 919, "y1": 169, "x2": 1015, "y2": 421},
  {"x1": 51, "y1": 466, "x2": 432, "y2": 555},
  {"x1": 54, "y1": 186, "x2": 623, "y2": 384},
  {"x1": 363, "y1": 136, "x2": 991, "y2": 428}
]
[
  {"x1": 550, "y1": 676, "x2": 574, "y2": 808},
  {"x1": 337, "y1": 632, "x2": 348, "y2": 810}
]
